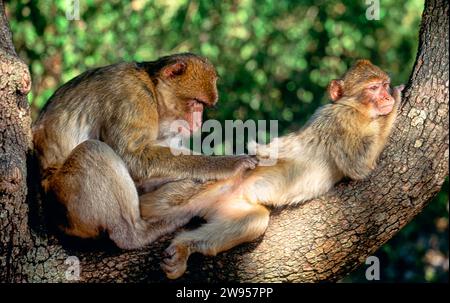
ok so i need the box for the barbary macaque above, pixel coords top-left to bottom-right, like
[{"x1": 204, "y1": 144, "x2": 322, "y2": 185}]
[
  {"x1": 33, "y1": 53, "x2": 257, "y2": 249},
  {"x1": 158, "y1": 59, "x2": 404, "y2": 279}
]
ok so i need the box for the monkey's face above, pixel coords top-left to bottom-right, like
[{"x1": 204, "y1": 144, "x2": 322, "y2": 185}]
[
  {"x1": 160, "y1": 58, "x2": 219, "y2": 134},
  {"x1": 361, "y1": 79, "x2": 395, "y2": 117}
]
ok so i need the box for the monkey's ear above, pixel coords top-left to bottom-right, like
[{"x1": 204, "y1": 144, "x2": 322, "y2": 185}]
[
  {"x1": 162, "y1": 61, "x2": 187, "y2": 78},
  {"x1": 328, "y1": 79, "x2": 344, "y2": 102}
]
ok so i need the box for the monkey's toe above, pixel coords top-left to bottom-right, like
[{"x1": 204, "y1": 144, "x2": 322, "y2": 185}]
[
  {"x1": 161, "y1": 259, "x2": 187, "y2": 280},
  {"x1": 163, "y1": 244, "x2": 177, "y2": 259},
  {"x1": 161, "y1": 243, "x2": 189, "y2": 279}
]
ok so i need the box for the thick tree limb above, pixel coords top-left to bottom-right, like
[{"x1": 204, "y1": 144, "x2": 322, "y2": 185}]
[
  {"x1": 0, "y1": 0, "x2": 448, "y2": 282},
  {"x1": 0, "y1": 0, "x2": 33, "y2": 283}
]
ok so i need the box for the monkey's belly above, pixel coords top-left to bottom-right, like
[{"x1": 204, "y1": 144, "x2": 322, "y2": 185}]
[
  {"x1": 241, "y1": 161, "x2": 341, "y2": 207},
  {"x1": 286, "y1": 164, "x2": 341, "y2": 204}
]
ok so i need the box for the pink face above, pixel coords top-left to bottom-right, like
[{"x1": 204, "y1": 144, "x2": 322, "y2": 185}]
[
  {"x1": 183, "y1": 77, "x2": 218, "y2": 134},
  {"x1": 362, "y1": 80, "x2": 395, "y2": 116}
]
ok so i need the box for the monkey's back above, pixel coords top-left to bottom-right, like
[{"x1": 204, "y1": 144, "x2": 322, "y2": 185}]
[{"x1": 32, "y1": 62, "x2": 154, "y2": 172}]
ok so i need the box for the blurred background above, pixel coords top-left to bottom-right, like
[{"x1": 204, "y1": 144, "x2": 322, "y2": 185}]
[{"x1": 5, "y1": 0, "x2": 448, "y2": 282}]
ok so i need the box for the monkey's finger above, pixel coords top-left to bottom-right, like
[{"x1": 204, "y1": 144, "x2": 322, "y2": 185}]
[
  {"x1": 162, "y1": 255, "x2": 183, "y2": 267},
  {"x1": 395, "y1": 84, "x2": 405, "y2": 92},
  {"x1": 161, "y1": 262, "x2": 186, "y2": 280},
  {"x1": 163, "y1": 244, "x2": 178, "y2": 258},
  {"x1": 232, "y1": 157, "x2": 257, "y2": 174},
  {"x1": 161, "y1": 257, "x2": 185, "y2": 270},
  {"x1": 162, "y1": 253, "x2": 177, "y2": 265},
  {"x1": 392, "y1": 85, "x2": 404, "y2": 102},
  {"x1": 241, "y1": 160, "x2": 257, "y2": 170},
  {"x1": 161, "y1": 245, "x2": 189, "y2": 279},
  {"x1": 249, "y1": 155, "x2": 259, "y2": 165},
  {"x1": 242, "y1": 155, "x2": 259, "y2": 166}
]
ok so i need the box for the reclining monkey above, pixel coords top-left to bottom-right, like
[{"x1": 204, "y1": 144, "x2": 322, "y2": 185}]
[{"x1": 152, "y1": 60, "x2": 405, "y2": 279}]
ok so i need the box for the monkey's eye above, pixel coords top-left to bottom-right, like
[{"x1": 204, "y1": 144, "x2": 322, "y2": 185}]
[{"x1": 368, "y1": 85, "x2": 379, "y2": 91}]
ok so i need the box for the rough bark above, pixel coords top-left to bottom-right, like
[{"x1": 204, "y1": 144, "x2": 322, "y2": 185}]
[
  {"x1": 0, "y1": 0, "x2": 33, "y2": 282},
  {"x1": 0, "y1": 0, "x2": 448, "y2": 282}
]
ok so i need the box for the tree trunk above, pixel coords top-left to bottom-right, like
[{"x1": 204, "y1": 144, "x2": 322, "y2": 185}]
[
  {"x1": 0, "y1": 0, "x2": 34, "y2": 282},
  {"x1": 0, "y1": 0, "x2": 448, "y2": 282}
]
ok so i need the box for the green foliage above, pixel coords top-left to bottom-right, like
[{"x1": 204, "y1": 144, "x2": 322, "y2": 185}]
[
  {"x1": 7, "y1": 0, "x2": 447, "y2": 282},
  {"x1": 10, "y1": 0, "x2": 422, "y2": 127}
]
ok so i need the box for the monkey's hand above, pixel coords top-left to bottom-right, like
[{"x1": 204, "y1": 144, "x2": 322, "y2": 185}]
[{"x1": 211, "y1": 155, "x2": 258, "y2": 180}]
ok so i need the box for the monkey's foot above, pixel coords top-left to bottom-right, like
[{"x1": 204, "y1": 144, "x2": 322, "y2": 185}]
[{"x1": 161, "y1": 243, "x2": 190, "y2": 279}]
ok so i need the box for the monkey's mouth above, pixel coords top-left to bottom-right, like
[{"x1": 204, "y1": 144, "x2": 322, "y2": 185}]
[
  {"x1": 378, "y1": 103, "x2": 395, "y2": 115},
  {"x1": 380, "y1": 102, "x2": 395, "y2": 109}
]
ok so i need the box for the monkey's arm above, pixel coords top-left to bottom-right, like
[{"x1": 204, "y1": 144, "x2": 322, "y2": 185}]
[
  {"x1": 328, "y1": 112, "x2": 380, "y2": 180},
  {"x1": 128, "y1": 145, "x2": 257, "y2": 182},
  {"x1": 103, "y1": 121, "x2": 255, "y2": 183},
  {"x1": 331, "y1": 136, "x2": 378, "y2": 180},
  {"x1": 99, "y1": 89, "x2": 257, "y2": 182}
]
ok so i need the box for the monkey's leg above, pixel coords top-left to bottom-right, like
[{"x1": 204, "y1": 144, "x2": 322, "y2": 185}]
[
  {"x1": 124, "y1": 180, "x2": 203, "y2": 245},
  {"x1": 139, "y1": 179, "x2": 211, "y2": 219},
  {"x1": 138, "y1": 177, "x2": 243, "y2": 246},
  {"x1": 161, "y1": 201, "x2": 270, "y2": 279},
  {"x1": 48, "y1": 139, "x2": 168, "y2": 250}
]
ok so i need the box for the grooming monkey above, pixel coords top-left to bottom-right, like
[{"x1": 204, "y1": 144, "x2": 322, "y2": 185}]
[
  {"x1": 33, "y1": 53, "x2": 257, "y2": 249},
  {"x1": 156, "y1": 60, "x2": 404, "y2": 279}
]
